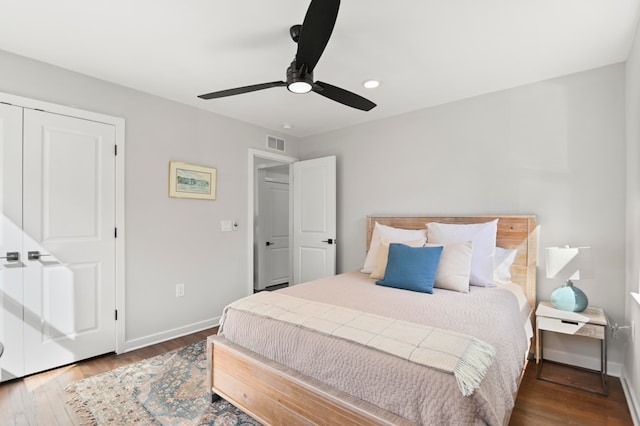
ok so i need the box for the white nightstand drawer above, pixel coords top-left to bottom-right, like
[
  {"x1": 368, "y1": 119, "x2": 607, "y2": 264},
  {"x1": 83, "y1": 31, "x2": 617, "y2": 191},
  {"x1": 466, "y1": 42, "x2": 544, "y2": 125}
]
[{"x1": 537, "y1": 317, "x2": 605, "y2": 339}]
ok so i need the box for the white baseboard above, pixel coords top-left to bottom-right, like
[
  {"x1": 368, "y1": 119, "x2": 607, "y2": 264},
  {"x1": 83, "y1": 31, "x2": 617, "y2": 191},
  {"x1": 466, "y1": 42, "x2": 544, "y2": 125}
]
[
  {"x1": 122, "y1": 316, "x2": 221, "y2": 353},
  {"x1": 622, "y1": 366, "x2": 640, "y2": 426},
  {"x1": 542, "y1": 348, "x2": 623, "y2": 377}
]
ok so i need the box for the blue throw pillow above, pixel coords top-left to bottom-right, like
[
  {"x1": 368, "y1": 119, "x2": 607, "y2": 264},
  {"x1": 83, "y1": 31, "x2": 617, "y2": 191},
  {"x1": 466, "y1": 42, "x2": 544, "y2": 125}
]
[{"x1": 375, "y1": 244, "x2": 443, "y2": 293}]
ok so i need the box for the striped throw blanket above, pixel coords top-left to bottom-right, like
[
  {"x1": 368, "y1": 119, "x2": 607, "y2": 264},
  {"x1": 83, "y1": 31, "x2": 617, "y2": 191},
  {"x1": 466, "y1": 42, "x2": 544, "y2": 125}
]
[{"x1": 220, "y1": 291, "x2": 495, "y2": 396}]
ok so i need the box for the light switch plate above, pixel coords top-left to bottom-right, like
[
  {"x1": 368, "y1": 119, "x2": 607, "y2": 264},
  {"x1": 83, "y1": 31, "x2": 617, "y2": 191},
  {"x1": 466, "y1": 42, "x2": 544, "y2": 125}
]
[{"x1": 221, "y1": 220, "x2": 232, "y2": 232}]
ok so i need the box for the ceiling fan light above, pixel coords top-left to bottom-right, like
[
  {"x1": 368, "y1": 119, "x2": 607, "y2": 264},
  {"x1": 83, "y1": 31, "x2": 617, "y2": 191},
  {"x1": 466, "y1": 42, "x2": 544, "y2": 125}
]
[{"x1": 288, "y1": 81, "x2": 312, "y2": 94}]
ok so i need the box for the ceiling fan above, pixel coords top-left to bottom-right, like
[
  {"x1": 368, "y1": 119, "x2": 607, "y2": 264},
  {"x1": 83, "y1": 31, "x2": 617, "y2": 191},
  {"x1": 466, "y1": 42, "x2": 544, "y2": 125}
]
[{"x1": 198, "y1": 0, "x2": 376, "y2": 111}]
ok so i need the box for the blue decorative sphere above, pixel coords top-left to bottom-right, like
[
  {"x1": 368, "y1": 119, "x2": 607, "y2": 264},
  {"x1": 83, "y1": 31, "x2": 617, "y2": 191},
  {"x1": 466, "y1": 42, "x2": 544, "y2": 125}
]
[{"x1": 550, "y1": 284, "x2": 588, "y2": 312}]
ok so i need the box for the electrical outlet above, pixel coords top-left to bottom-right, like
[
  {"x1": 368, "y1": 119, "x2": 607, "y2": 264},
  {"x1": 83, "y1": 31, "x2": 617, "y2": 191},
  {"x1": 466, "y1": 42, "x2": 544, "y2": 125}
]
[{"x1": 176, "y1": 283, "x2": 184, "y2": 297}]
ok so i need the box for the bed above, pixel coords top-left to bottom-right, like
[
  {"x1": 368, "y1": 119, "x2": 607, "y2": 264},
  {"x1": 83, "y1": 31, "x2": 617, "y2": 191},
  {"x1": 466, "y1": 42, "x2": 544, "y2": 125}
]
[{"x1": 207, "y1": 215, "x2": 538, "y2": 425}]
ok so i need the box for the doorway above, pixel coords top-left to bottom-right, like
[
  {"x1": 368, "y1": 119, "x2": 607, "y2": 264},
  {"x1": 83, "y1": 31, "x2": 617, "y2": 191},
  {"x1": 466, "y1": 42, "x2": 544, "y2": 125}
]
[
  {"x1": 247, "y1": 149, "x2": 297, "y2": 295},
  {"x1": 255, "y1": 164, "x2": 290, "y2": 291},
  {"x1": 247, "y1": 150, "x2": 337, "y2": 296}
]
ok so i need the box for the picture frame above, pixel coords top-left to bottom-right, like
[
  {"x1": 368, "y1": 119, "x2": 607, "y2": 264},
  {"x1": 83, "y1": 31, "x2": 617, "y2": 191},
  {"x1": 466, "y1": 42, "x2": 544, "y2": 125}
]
[{"x1": 169, "y1": 161, "x2": 217, "y2": 200}]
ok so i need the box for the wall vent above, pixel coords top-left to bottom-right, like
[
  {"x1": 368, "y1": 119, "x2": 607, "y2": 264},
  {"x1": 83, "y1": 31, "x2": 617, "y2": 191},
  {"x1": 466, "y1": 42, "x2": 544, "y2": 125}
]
[{"x1": 266, "y1": 135, "x2": 285, "y2": 152}]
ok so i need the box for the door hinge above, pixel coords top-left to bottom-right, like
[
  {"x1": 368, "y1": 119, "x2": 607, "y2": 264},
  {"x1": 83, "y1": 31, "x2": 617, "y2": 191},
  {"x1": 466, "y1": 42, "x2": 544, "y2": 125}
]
[
  {"x1": 115, "y1": 309, "x2": 118, "y2": 320},
  {"x1": 114, "y1": 227, "x2": 118, "y2": 238},
  {"x1": 114, "y1": 145, "x2": 118, "y2": 156}
]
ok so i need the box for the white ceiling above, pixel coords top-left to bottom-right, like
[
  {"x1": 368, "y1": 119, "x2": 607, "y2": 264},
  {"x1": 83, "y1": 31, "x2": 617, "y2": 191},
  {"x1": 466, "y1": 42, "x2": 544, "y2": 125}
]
[{"x1": 0, "y1": 1, "x2": 638, "y2": 137}]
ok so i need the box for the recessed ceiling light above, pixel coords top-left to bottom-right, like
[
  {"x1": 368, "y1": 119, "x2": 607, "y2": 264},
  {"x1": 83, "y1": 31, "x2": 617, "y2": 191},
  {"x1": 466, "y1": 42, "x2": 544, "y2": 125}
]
[
  {"x1": 282, "y1": 123, "x2": 293, "y2": 129},
  {"x1": 363, "y1": 80, "x2": 380, "y2": 89}
]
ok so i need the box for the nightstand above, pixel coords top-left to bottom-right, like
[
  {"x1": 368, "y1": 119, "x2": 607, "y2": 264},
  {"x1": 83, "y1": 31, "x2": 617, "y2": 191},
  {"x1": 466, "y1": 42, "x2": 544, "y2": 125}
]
[{"x1": 535, "y1": 301, "x2": 608, "y2": 396}]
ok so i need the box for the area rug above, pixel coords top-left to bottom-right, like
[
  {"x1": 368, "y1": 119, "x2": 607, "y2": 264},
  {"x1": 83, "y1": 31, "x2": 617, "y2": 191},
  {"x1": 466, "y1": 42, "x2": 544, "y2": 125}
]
[{"x1": 65, "y1": 340, "x2": 261, "y2": 425}]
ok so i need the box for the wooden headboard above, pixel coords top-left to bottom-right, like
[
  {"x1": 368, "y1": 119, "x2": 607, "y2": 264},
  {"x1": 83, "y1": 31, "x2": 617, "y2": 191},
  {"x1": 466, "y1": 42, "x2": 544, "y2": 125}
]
[{"x1": 366, "y1": 215, "x2": 538, "y2": 309}]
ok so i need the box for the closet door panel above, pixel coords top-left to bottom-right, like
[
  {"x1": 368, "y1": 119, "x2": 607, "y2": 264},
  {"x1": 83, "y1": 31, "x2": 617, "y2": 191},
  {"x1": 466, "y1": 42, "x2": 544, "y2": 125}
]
[
  {"x1": 0, "y1": 103, "x2": 24, "y2": 382},
  {"x1": 22, "y1": 109, "x2": 116, "y2": 375}
]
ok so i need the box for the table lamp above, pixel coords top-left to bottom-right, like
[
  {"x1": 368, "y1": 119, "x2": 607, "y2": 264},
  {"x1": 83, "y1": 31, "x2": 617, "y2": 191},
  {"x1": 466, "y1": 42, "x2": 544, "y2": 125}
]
[{"x1": 545, "y1": 246, "x2": 593, "y2": 312}]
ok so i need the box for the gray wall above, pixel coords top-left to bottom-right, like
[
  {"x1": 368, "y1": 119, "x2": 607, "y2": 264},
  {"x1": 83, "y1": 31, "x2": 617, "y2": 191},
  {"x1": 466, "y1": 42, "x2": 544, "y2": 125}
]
[
  {"x1": 299, "y1": 64, "x2": 628, "y2": 372},
  {"x1": 625, "y1": 17, "x2": 640, "y2": 421},
  {"x1": 0, "y1": 50, "x2": 301, "y2": 348}
]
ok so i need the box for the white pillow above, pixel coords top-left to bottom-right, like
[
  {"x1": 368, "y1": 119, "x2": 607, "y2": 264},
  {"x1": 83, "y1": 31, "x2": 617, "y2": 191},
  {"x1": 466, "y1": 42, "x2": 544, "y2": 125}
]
[
  {"x1": 426, "y1": 219, "x2": 498, "y2": 287},
  {"x1": 494, "y1": 247, "x2": 517, "y2": 285},
  {"x1": 361, "y1": 222, "x2": 428, "y2": 274},
  {"x1": 426, "y1": 241, "x2": 474, "y2": 293},
  {"x1": 370, "y1": 237, "x2": 427, "y2": 279}
]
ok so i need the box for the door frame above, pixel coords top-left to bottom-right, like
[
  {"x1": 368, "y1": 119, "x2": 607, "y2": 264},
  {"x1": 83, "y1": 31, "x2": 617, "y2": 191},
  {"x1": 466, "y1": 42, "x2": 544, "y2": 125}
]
[
  {"x1": 0, "y1": 92, "x2": 126, "y2": 354},
  {"x1": 247, "y1": 149, "x2": 297, "y2": 296}
]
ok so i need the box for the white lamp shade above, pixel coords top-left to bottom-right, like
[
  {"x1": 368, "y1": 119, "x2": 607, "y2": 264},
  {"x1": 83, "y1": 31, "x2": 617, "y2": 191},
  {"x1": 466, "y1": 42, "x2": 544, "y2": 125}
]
[{"x1": 545, "y1": 246, "x2": 594, "y2": 281}]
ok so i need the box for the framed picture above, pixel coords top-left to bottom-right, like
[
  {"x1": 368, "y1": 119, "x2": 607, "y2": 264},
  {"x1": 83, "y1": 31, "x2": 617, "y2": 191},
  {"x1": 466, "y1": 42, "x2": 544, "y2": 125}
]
[{"x1": 169, "y1": 161, "x2": 217, "y2": 200}]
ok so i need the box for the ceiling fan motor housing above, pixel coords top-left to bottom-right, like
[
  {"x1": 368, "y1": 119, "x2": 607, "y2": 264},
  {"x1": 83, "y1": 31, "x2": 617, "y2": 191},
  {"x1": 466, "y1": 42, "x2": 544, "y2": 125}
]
[{"x1": 286, "y1": 60, "x2": 314, "y2": 93}]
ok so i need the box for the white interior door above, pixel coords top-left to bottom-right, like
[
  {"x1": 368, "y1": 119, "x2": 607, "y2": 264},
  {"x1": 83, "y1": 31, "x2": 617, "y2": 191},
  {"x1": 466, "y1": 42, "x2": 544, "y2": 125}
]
[
  {"x1": 0, "y1": 103, "x2": 25, "y2": 381},
  {"x1": 257, "y1": 176, "x2": 290, "y2": 290},
  {"x1": 292, "y1": 156, "x2": 336, "y2": 284},
  {"x1": 21, "y1": 109, "x2": 117, "y2": 375}
]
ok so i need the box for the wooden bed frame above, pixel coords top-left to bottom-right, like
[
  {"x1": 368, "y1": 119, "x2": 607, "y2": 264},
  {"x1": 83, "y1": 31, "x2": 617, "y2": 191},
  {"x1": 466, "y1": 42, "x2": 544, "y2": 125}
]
[{"x1": 207, "y1": 215, "x2": 538, "y2": 425}]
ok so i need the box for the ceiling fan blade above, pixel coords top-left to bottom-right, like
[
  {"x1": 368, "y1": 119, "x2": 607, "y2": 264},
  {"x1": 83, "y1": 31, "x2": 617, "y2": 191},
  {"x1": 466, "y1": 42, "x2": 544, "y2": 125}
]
[
  {"x1": 312, "y1": 81, "x2": 376, "y2": 111},
  {"x1": 198, "y1": 81, "x2": 286, "y2": 99},
  {"x1": 296, "y1": 0, "x2": 340, "y2": 73}
]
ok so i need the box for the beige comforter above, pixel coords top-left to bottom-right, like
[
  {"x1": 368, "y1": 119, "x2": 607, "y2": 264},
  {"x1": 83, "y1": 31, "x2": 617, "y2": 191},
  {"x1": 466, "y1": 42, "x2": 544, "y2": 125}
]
[{"x1": 219, "y1": 271, "x2": 530, "y2": 425}]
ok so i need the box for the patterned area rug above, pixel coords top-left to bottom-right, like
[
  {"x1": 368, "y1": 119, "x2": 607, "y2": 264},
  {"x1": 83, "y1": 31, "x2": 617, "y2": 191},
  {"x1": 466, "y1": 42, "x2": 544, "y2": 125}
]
[{"x1": 65, "y1": 341, "x2": 261, "y2": 425}]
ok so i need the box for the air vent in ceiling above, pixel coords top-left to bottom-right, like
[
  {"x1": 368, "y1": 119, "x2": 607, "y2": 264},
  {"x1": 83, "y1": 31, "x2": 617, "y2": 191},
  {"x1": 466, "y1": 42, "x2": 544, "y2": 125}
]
[{"x1": 266, "y1": 135, "x2": 285, "y2": 152}]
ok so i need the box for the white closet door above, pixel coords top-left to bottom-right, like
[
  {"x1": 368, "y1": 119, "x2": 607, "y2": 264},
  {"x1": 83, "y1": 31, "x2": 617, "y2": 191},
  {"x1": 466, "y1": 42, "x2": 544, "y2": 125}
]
[
  {"x1": 22, "y1": 109, "x2": 117, "y2": 375},
  {"x1": 0, "y1": 103, "x2": 25, "y2": 381},
  {"x1": 257, "y1": 179, "x2": 290, "y2": 290}
]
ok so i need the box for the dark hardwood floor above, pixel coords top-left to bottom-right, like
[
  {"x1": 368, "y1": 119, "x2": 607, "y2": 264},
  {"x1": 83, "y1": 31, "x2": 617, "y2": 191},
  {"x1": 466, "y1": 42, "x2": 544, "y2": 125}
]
[
  {"x1": 0, "y1": 328, "x2": 634, "y2": 425},
  {"x1": 0, "y1": 328, "x2": 217, "y2": 426},
  {"x1": 511, "y1": 360, "x2": 634, "y2": 425}
]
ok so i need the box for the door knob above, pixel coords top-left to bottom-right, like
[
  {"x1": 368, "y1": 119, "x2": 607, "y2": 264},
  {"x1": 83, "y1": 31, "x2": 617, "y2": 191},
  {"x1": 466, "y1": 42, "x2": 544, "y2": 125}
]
[
  {"x1": 28, "y1": 251, "x2": 51, "y2": 261},
  {"x1": 266, "y1": 241, "x2": 272, "y2": 246},
  {"x1": 321, "y1": 238, "x2": 336, "y2": 245},
  {"x1": 0, "y1": 252, "x2": 19, "y2": 261}
]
